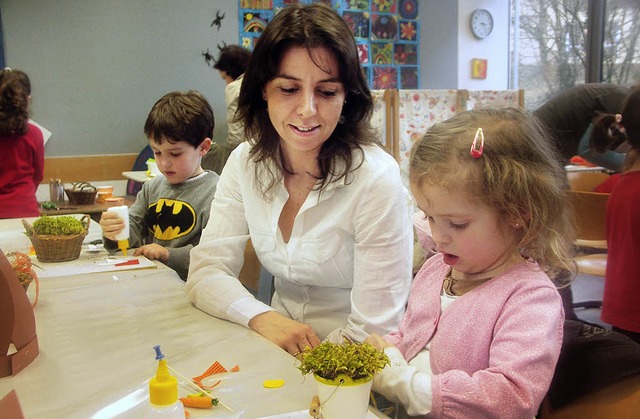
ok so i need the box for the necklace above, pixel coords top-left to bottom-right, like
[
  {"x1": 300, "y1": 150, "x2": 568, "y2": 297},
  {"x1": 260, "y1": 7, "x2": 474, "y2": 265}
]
[{"x1": 443, "y1": 270, "x2": 494, "y2": 296}]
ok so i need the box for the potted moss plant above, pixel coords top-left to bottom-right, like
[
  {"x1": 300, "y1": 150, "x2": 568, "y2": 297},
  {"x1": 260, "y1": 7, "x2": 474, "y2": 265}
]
[
  {"x1": 23, "y1": 215, "x2": 90, "y2": 262},
  {"x1": 297, "y1": 341, "x2": 389, "y2": 419}
]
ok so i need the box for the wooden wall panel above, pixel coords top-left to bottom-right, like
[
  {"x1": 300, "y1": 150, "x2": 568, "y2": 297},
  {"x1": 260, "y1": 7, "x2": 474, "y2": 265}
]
[{"x1": 42, "y1": 154, "x2": 138, "y2": 184}]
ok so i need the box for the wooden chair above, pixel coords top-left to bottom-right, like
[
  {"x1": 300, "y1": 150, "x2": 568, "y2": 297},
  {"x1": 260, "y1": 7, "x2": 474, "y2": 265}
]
[
  {"x1": 238, "y1": 240, "x2": 261, "y2": 294},
  {"x1": 539, "y1": 374, "x2": 640, "y2": 419},
  {"x1": 569, "y1": 190, "x2": 609, "y2": 310},
  {"x1": 567, "y1": 171, "x2": 610, "y2": 193},
  {"x1": 238, "y1": 240, "x2": 274, "y2": 304},
  {"x1": 568, "y1": 190, "x2": 609, "y2": 253}
]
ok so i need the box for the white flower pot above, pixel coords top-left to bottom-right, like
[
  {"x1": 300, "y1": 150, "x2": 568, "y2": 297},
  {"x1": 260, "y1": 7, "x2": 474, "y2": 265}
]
[{"x1": 314, "y1": 374, "x2": 373, "y2": 419}]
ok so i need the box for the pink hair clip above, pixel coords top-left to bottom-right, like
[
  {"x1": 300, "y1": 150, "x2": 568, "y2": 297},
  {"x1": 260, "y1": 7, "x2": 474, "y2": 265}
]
[{"x1": 470, "y1": 127, "x2": 484, "y2": 159}]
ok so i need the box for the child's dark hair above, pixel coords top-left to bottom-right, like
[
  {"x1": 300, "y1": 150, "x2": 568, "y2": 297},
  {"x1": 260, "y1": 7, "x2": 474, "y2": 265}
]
[
  {"x1": 143, "y1": 90, "x2": 214, "y2": 148},
  {"x1": 409, "y1": 108, "x2": 576, "y2": 280},
  {"x1": 213, "y1": 45, "x2": 251, "y2": 80},
  {"x1": 0, "y1": 68, "x2": 31, "y2": 136},
  {"x1": 590, "y1": 87, "x2": 640, "y2": 160}
]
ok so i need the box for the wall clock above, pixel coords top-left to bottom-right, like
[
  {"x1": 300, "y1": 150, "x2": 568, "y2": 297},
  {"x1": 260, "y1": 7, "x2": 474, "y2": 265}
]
[{"x1": 470, "y1": 8, "x2": 494, "y2": 39}]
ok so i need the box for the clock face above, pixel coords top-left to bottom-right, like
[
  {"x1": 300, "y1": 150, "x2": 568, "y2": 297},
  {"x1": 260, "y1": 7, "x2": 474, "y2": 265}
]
[{"x1": 470, "y1": 8, "x2": 494, "y2": 39}]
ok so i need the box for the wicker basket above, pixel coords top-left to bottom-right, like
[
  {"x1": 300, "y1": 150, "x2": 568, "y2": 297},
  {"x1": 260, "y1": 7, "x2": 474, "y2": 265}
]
[
  {"x1": 22, "y1": 215, "x2": 90, "y2": 263},
  {"x1": 64, "y1": 182, "x2": 97, "y2": 205}
]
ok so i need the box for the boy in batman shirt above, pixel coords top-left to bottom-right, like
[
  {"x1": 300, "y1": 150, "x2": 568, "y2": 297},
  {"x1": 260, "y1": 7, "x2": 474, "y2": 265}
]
[{"x1": 100, "y1": 91, "x2": 219, "y2": 280}]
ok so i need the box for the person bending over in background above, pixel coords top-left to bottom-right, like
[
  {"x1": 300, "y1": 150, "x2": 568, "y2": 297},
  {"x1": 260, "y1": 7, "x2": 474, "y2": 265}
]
[
  {"x1": 589, "y1": 102, "x2": 635, "y2": 193},
  {"x1": 367, "y1": 108, "x2": 575, "y2": 418},
  {"x1": 206, "y1": 45, "x2": 252, "y2": 175},
  {"x1": 0, "y1": 68, "x2": 44, "y2": 219},
  {"x1": 186, "y1": 3, "x2": 413, "y2": 355},
  {"x1": 99, "y1": 90, "x2": 219, "y2": 280},
  {"x1": 534, "y1": 83, "x2": 630, "y2": 171},
  {"x1": 601, "y1": 87, "x2": 640, "y2": 344}
]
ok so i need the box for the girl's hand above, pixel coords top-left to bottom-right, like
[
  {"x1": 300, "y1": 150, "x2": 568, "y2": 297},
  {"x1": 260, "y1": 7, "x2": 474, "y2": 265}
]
[
  {"x1": 248, "y1": 311, "x2": 321, "y2": 356},
  {"x1": 99, "y1": 211, "x2": 124, "y2": 241},
  {"x1": 365, "y1": 333, "x2": 393, "y2": 350},
  {"x1": 134, "y1": 244, "x2": 169, "y2": 262}
]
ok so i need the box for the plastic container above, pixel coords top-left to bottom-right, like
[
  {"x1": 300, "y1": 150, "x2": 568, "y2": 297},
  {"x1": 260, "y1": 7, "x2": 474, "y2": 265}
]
[
  {"x1": 147, "y1": 159, "x2": 163, "y2": 177},
  {"x1": 96, "y1": 186, "x2": 113, "y2": 203},
  {"x1": 315, "y1": 374, "x2": 373, "y2": 419},
  {"x1": 106, "y1": 205, "x2": 130, "y2": 255},
  {"x1": 147, "y1": 345, "x2": 185, "y2": 419}
]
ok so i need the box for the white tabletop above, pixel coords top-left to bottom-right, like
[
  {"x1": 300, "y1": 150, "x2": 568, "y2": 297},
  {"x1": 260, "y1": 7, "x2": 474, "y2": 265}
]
[
  {"x1": 122, "y1": 171, "x2": 156, "y2": 183},
  {"x1": 1, "y1": 266, "x2": 323, "y2": 418},
  {"x1": 0, "y1": 215, "x2": 102, "y2": 254},
  {"x1": 564, "y1": 165, "x2": 607, "y2": 173},
  {"x1": 0, "y1": 217, "x2": 387, "y2": 418}
]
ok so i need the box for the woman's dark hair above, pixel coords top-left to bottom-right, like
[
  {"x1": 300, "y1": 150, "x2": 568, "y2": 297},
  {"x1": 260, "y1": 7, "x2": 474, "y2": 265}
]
[
  {"x1": 590, "y1": 87, "x2": 640, "y2": 153},
  {"x1": 0, "y1": 68, "x2": 31, "y2": 136},
  {"x1": 236, "y1": 3, "x2": 376, "y2": 196},
  {"x1": 213, "y1": 45, "x2": 251, "y2": 80}
]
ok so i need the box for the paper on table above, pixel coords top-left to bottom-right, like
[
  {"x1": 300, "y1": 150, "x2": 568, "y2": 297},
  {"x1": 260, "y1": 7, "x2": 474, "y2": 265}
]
[{"x1": 35, "y1": 255, "x2": 156, "y2": 278}]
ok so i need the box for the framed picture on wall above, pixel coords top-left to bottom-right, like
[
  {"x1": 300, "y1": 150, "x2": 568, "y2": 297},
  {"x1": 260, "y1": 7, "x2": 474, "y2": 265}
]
[{"x1": 238, "y1": 0, "x2": 421, "y2": 89}]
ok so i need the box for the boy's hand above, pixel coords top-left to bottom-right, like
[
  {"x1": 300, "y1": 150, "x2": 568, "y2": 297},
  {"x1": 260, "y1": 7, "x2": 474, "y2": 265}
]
[
  {"x1": 248, "y1": 311, "x2": 321, "y2": 356},
  {"x1": 134, "y1": 243, "x2": 169, "y2": 263},
  {"x1": 365, "y1": 333, "x2": 393, "y2": 350},
  {"x1": 99, "y1": 211, "x2": 125, "y2": 241}
]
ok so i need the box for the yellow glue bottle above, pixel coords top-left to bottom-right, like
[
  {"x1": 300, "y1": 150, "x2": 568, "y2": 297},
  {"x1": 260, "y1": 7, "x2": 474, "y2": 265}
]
[
  {"x1": 107, "y1": 205, "x2": 129, "y2": 256},
  {"x1": 147, "y1": 345, "x2": 185, "y2": 418}
]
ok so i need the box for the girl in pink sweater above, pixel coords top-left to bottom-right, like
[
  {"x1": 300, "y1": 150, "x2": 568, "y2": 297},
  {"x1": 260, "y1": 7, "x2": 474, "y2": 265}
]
[{"x1": 367, "y1": 108, "x2": 576, "y2": 418}]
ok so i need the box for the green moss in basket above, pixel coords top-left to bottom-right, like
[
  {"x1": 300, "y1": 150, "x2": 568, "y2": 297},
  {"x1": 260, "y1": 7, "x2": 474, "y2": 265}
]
[
  {"x1": 297, "y1": 341, "x2": 389, "y2": 381},
  {"x1": 30, "y1": 216, "x2": 87, "y2": 235}
]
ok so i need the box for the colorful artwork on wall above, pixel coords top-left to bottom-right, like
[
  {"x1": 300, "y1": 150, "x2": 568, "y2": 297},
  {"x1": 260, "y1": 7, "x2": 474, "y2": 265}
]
[{"x1": 238, "y1": 0, "x2": 420, "y2": 88}]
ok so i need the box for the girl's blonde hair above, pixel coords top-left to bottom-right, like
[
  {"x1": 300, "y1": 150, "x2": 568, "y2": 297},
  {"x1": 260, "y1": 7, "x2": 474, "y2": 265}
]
[{"x1": 409, "y1": 107, "x2": 576, "y2": 281}]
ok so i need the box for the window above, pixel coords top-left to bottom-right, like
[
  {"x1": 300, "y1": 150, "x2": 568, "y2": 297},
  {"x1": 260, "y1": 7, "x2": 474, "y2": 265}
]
[{"x1": 511, "y1": 0, "x2": 640, "y2": 110}]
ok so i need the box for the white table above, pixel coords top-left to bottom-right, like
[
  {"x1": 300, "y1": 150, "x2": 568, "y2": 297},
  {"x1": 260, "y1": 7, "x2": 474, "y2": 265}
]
[
  {"x1": 122, "y1": 171, "x2": 156, "y2": 183},
  {"x1": 0, "y1": 215, "x2": 102, "y2": 254},
  {"x1": 1, "y1": 217, "x2": 388, "y2": 418},
  {"x1": 0, "y1": 216, "x2": 387, "y2": 418},
  {"x1": 1, "y1": 266, "x2": 323, "y2": 418},
  {"x1": 564, "y1": 165, "x2": 607, "y2": 173}
]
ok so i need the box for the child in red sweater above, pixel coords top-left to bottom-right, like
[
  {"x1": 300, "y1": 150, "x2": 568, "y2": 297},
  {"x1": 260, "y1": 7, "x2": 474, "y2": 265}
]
[{"x1": 0, "y1": 68, "x2": 44, "y2": 219}]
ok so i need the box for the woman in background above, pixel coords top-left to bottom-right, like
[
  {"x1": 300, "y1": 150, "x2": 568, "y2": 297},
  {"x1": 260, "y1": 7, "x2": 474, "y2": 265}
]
[
  {"x1": 534, "y1": 83, "x2": 630, "y2": 171},
  {"x1": 0, "y1": 68, "x2": 44, "y2": 219},
  {"x1": 207, "y1": 45, "x2": 252, "y2": 175}
]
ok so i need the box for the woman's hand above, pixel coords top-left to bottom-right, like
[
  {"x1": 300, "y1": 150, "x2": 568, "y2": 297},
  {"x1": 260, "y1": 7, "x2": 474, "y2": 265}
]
[
  {"x1": 99, "y1": 211, "x2": 125, "y2": 241},
  {"x1": 134, "y1": 244, "x2": 169, "y2": 262},
  {"x1": 249, "y1": 311, "x2": 321, "y2": 356},
  {"x1": 365, "y1": 333, "x2": 393, "y2": 350}
]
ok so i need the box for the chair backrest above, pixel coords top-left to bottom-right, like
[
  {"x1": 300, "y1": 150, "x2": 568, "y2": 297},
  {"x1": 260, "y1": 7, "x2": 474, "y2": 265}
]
[
  {"x1": 126, "y1": 145, "x2": 154, "y2": 197},
  {"x1": 568, "y1": 190, "x2": 609, "y2": 241},
  {"x1": 567, "y1": 171, "x2": 610, "y2": 192}
]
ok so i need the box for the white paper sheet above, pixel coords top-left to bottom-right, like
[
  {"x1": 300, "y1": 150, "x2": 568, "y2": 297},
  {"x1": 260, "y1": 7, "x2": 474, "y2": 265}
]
[
  {"x1": 35, "y1": 254, "x2": 157, "y2": 278},
  {"x1": 29, "y1": 119, "x2": 52, "y2": 144}
]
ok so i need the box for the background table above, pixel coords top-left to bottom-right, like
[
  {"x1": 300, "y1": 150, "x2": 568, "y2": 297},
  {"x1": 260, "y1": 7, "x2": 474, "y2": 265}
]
[
  {"x1": 122, "y1": 170, "x2": 156, "y2": 183},
  {"x1": 39, "y1": 198, "x2": 134, "y2": 222}
]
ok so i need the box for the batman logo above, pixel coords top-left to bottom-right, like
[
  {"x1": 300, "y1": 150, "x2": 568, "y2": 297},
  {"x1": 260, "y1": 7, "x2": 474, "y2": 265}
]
[{"x1": 147, "y1": 198, "x2": 196, "y2": 241}]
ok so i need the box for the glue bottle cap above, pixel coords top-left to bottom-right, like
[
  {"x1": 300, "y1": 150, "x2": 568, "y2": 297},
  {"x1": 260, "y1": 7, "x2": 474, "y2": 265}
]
[
  {"x1": 117, "y1": 239, "x2": 129, "y2": 256},
  {"x1": 149, "y1": 345, "x2": 178, "y2": 406}
]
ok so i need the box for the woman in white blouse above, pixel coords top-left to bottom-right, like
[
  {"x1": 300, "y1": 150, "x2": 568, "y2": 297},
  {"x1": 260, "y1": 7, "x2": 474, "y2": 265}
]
[{"x1": 186, "y1": 3, "x2": 413, "y2": 356}]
